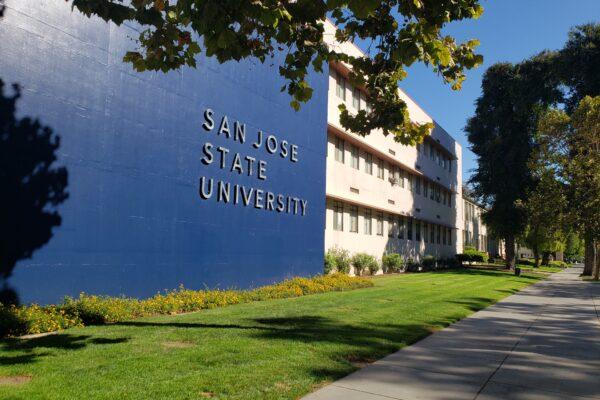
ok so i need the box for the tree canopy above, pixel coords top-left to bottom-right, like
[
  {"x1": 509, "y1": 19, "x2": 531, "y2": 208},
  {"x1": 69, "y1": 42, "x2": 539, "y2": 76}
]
[
  {"x1": 467, "y1": 23, "x2": 599, "y2": 269},
  {"x1": 537, "y1": 96, "x2": 600, "y2": 276},
  {"x1": 465, "y1": 57, "x2": 560, "y2": 267},
  {"x1": 70, "y1": 0, "x2": 484, "y2": 144}
]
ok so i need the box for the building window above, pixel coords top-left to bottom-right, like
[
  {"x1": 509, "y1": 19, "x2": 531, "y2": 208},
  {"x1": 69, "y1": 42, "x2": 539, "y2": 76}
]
[
  {"x1": 377, "y1": 158, "x2": 384, "y2": 179},
  {"x1": 333, "y1": 202, "x2": 344, "y2": 231},
  {"x1": 364, "y1": 208, "x2": 372, "y2": 235},
  {"x1": 443, "y1": 227, "x2": 447, "y2": 245},
  {"x1": 365, "y1": 153, "x2": 373, "y2": 175},
  {"x1": 447, "y1": 191, "x2": 452, "y2": 207},
  {"x1": 415, "y1": 177, "x2": 421, "y2": 195},
  {"x1": 406, "y1": 173, "x2": 413, "y2": 191},
  {"x1": 431, "y1": 224, "x2": 436, "y2": 243},
  {"x1": 437, "y1": 225, "x2": 441, "y2": 244},
  {"x1": 352, "y1": 87, "x2": 361, "y2": 110},
  {"x1": 448, "y1": 228, "x2": 452, "y2": 245},
  {"x1": 423, "y1": 180, "x2": 428, "y2": 198},
  {"x1": 407, "y1": 217, "x2": 413, "y2": 240},
  {"x1": 442, "y1": 190, "x2": 447, "y2": 206},
  {"x1": 351, "y1": 145, "x2": 359, "y2": 169},
  {"x1": 430, "y1": 183, "x2": 435, "y2": 200},
  {"x1": 387, "y1": 215, "x2": 395, "y2": 238},
  {"x1": 394, "y1": 215, "x2": 403, "y2": 239},
  {"x1": 416, "y1": 220, "x2": 421, "y2": 241},
  {"x1": 395, "y1": 167, "x2": 404, "y2": 188},
  {"x1": 424, "y1": 223, "x2": 428, "y2": 243},
  {"x1": 449, "y1": 159, "x2": 452, "y2": 173},
  {"x1": 435, "y1": 186, "x2": 441, "y2": 203},
  {"x1": 376, "y1": 212, "x2": 384, "y2": 236},
  {"x1": 335, "y1": 137, "x2": 344, "y2": 163},
  {"x1": 349, "y1": 206, "x2": 358, "y2": 233},
  {"x1": 430, "y1": 145, "x2": 435, "y2": 160},
  {"x1": 335, "y1": 72, "x2": 346, "y2": 101}
]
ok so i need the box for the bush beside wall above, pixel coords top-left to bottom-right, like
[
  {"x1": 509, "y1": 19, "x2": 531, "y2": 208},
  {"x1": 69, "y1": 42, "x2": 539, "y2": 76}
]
[
  {"x1": 457, "y1": 246, "x2": 489, "y2": 265},
  {"x1": 351, "y1": 253, "x2": 379, "y2": 276},
  {"x1": 382, "y1": 253, "x2": 404, "y2": 273},
  {"x1": 324, "y1": 247, "x2": 351, "y2": 274},
  {"x1": 0, "y1": 274, "x2": 373, "y2": 338}
]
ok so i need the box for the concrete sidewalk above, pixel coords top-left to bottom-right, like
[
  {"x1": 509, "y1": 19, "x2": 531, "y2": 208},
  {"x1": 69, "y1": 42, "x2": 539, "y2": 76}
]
[{"x1": 303, "y1": 266, "x2": 600, "y2": 400}]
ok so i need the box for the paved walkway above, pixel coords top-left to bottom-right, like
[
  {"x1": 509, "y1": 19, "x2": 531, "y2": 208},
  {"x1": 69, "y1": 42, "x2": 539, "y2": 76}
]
[{"x1": 303, "y1": 266, "x2": 600, "y2": 400}]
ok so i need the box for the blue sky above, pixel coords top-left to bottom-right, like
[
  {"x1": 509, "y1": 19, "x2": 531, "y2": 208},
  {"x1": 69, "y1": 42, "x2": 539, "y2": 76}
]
[{"x1": 374, "y1": 0, "x2": 600, "y2": 181}]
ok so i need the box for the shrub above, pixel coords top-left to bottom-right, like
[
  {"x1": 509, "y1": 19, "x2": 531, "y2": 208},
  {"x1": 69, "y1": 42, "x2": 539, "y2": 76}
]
[
  {"x1": 457, "y1": 247, "x2": 488, "y2": 264},
  {"x1": 0, "y1": 304, "x2": 82, "y2": 337},
  {"x1": 61, "y1": 295, "x2": 144, "y2": 325},
  {"x1": 367, "y1": 259, "x2": 380, "y2": 275},
  {"x1": 439, "y1": 257, "x2": 461, "y2": 269},
  {"x1": 548, "y1": 260, "x2": 567, "y2": 268},
  {"x1": 405, "y1": 258, "x2": 421, "y2": 272},
  {"x1": 351, "y1": 253, "x2": 378, "y2": 276},
  {"x1": 324, "y1": 252, "x2": 337, "y2": 274},
  {"x1": 1, "y1": 274, "x2": 373, "y2": 338},
  {"x1": 518, "y1": 258, "x2": 535, "y2": 266},
  {"x1": 326, "y1": 246, "x2": 351, "y2": 274},
  {"x1": 421, "y1": 255, "x2": 436, "y2": 271},
  {"x1": 382, "y1": 253, "x2": 404, "y2": 273}
]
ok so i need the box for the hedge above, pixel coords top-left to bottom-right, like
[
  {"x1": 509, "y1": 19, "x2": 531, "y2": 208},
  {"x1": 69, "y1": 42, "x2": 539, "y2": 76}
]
[
  {"x1": 457, "y1": 246, "x2": 488, "y2": 264},
  {"x1": 0, "y1": 274, "x2": 373, "y2": 338}
]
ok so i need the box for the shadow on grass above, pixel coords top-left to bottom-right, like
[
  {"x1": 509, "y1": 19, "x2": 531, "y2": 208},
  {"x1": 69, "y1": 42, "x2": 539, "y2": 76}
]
[{"x1": 0, "y1": 334, "x2": 129, "y2": 366}]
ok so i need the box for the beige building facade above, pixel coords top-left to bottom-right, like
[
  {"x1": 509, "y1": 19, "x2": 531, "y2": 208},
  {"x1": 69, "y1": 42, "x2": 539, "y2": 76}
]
[
  {"x1": 322, "y1": 21, "x2": 463, "y2": 265},
  {"x1": 462, "y1": 194, "x2": 503, "y2": 256}
]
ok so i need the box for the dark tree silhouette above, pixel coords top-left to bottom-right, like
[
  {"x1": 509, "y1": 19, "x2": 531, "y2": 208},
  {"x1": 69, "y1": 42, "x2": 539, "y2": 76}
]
[{"x1": 0, "y1": 79, "x2": 69, "y2": 303}]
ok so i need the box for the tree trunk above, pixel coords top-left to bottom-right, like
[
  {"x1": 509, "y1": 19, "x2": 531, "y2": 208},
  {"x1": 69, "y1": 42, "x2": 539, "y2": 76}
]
[
  {"x1": 593, "y1": 240, "x2": 599, "y2": 281},
  {"x1": 541, "y1": 252, "x2": 550, "y2": 266},
  {"x1": 505, "y1": 234, "x2": 516, "y2": 270},
  {"x1": 533, "y1": 247, "x2": 540, "y2": 268},
  {"x1": 583, "y1": 229, "x2": 594, "y2": 276}
]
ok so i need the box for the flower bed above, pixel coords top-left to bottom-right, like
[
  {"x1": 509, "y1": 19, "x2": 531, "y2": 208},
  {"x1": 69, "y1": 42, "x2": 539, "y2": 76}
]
[{"x1": 0, "y1": 273, "x2": 373, "y2": 337}]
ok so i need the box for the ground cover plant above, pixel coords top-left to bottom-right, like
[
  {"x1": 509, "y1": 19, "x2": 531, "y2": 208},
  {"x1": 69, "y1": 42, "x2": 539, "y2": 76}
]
[
  {"x1": 0, "y1": 274, "x2": 372, "y2": 337},
  {"x1": 0, "y1": 269, "x2": 543, "y2": 400}
]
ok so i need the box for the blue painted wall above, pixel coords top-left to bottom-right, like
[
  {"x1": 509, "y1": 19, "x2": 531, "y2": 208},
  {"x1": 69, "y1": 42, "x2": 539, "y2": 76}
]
[{"x1": 1, "y1": 0, "x2": 327, "y2": 304}]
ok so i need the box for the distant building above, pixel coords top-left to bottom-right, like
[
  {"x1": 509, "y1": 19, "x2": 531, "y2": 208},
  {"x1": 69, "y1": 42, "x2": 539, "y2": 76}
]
[{"x1": 462, "y1": 193, "x2": 504, "y2": 257}]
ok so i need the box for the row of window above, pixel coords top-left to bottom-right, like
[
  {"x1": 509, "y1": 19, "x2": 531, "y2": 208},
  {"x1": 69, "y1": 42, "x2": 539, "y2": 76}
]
[
  {"x1": 464, "y1": 200, "x2": 479, "y2": 223},
  {"x1": 333, "y1": 136, "x2": 453, "y2": 208},
  {"x1": 333, "y1": 69, "x2": 452, "y2": 174},
  {"x1": 333, "y1": 70, "x2": 371, "y2": 113},
  {"x1": 463, "y1": 231, "x2": 488, "y2": 253},
  {"x1": 416, "y1": 142, "x2": 453, "y2": 172},
  {"x1": 331, "y1": 201, "x2": 454, "y2": 246}
]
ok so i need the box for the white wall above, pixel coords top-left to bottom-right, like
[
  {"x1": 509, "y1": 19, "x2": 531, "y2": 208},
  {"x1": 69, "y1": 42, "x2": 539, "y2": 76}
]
[{"x1": 323, "y1": 20, "x2": 463, "y2": 261}]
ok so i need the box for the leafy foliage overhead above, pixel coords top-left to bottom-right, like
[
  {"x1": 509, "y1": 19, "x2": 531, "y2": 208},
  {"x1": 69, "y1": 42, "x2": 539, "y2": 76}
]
[{"x1": 70, "y1": 0, "x2": 484, "y2": 144}]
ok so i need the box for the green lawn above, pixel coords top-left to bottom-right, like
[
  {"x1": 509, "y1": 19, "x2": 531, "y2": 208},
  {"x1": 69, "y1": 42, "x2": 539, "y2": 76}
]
[
  {"x1": 518, "y1": 264, "x2": 565, "y2": 273},
  {"x1": 0, "y1": 269, "x2": 543, "y2": 400}
]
